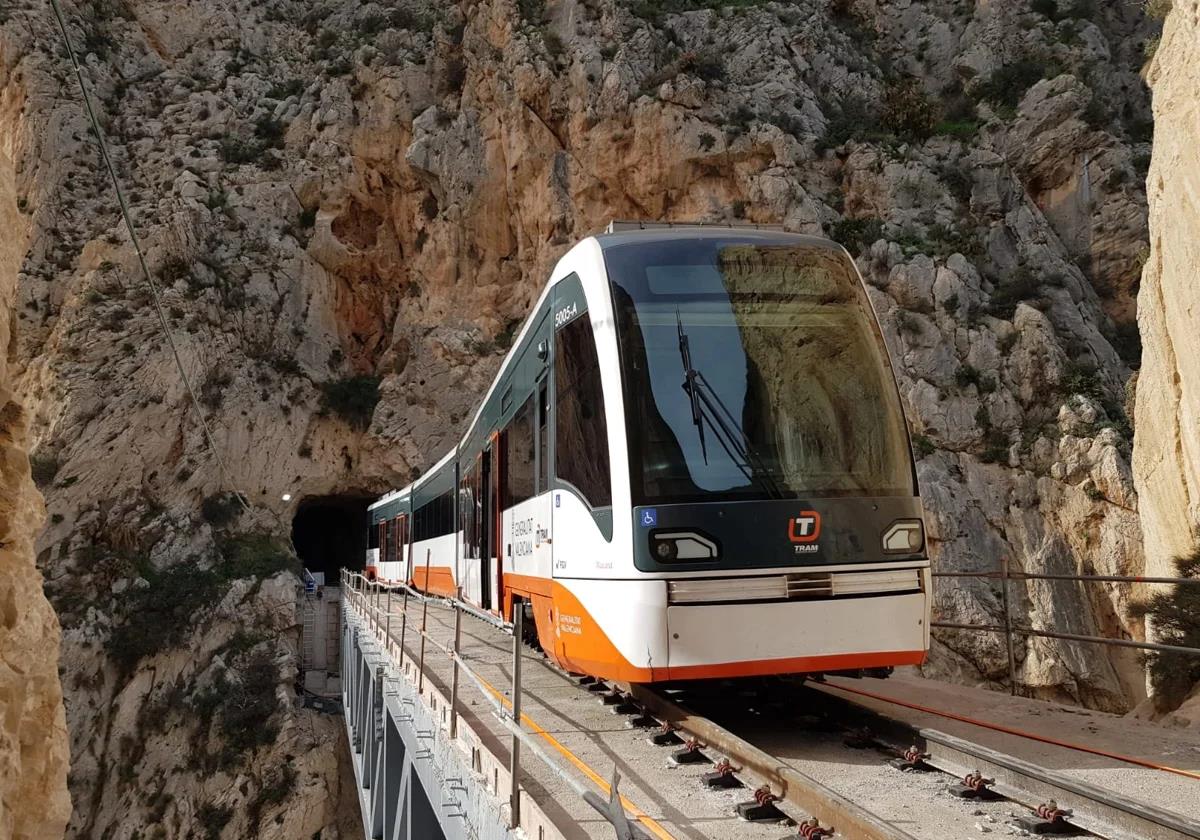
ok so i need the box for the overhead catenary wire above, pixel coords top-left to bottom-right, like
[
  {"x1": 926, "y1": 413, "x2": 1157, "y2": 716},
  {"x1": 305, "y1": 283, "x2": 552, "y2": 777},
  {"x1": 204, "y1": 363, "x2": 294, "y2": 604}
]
[{"x1": 49, "y1": 0, "x2": 255, "y2": 519}]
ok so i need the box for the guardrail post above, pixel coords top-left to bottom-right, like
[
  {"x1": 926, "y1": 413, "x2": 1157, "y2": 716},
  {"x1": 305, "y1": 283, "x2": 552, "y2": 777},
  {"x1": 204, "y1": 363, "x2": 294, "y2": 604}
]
[
  {"x1": 418, "y1": 550, "x2": 431, "y2": 694},
  {"x1": 399, "y1": 586, "x2": 410, "y2": 675},
  {"x1": 384, "y1": 586, "x2": 392, "y2": 655},
  {"x1": 450, "y1": 602, "x2": 462, "y2": 739},
  {"x1": 510, "y1": 604, "x2": 524, "y2": 829},
  {"x1": 1000, "y1": 556, "x2": 1017, "y2": 696}
]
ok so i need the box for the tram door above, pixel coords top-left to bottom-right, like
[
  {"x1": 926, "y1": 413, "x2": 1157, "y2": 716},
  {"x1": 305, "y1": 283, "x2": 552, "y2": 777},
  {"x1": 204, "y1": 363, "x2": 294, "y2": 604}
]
[
  {"x1": 396, "y1": 513, "x2": 409, "y2": 583},
  {"x1": 480, "y1": 443, "x2": 494, "y2": 611}
]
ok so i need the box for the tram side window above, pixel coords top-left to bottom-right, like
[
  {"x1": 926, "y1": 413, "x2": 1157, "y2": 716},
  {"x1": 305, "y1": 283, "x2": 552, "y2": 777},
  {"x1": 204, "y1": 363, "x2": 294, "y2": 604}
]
[
  {"x1": 369, "y1": 522, "x2": 380, "y2": 550},
  {"x1": 538, "y1": 382, "x2": 549, "y2": 493},
  {"x1": 554, "y1": 315, "x2": 612, "y2": 508},
  {"x1": 385, "y1": 518, "x2": 397, "y2": 564},
  {"x1": 506, "y1": 395, "x2": 536, "y2": 506}
]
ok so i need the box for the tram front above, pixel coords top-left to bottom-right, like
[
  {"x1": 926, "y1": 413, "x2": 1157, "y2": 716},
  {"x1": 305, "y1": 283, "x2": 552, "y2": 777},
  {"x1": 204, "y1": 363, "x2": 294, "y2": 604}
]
[{"x1": 603, "y1": 229, "x2": 931, "y2": 680}]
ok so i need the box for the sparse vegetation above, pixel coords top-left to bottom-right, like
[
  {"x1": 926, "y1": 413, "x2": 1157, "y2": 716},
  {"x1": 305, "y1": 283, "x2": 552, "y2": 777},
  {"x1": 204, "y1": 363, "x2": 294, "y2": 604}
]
[
  {"x1": 957, "y1": 364, "x2": 997, "y2": 393},
  {"x1": 201, "y1": 493, "x2": 245, "y2": 528},
  {"x1": 1128, "y1": 548, "x2": 1200, "y2": 710},
  {"x1": 881, "y1": 77, "x2": 937, "y2": 140},
  {"x1": 198, "y1": 802, "x2": 233, "y2": 840},
  {"x1": 826, "y1": 216, "x2": 883, "y2": 254},
  {"x1": 972, "y1": 58, "x2": 1049, "y2": 110},
  {"x1": 30, "y1": 453, "x2": 60, "y2": 487},
  {"x1": 989, "y1": 267, "x2": 1044, "y2": 319},
  {"x1": 911, "y1": 433, "x2": 936, "y2": 458},
  {"x1": 319, "y1": 375, "x2": 381, "y2": 430}
]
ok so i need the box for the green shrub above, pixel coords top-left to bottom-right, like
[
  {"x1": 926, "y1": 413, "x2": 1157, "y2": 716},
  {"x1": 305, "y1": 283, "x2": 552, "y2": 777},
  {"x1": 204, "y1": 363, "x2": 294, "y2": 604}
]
[
  {"x1": 973, "y1": 59, "x2": 1048, "y2": 109},
  {"x1": 826, "y1": 216, "x2": 883, "y2": 254},
  {"x1": 319, "y1": 375, "x2": 381, "y2": 429},
  {"x1": 1128, "y1": 548, "x2": 1200, "y2": 710},
  {"x1": 216, "y1": 533, "x2": 295, "y2": 580},
  {"x1": 30, "y1": 453, "x2": 60, "y2": 487},
  {"x1": 198, "y1": 802, "x2": 233, "y2": 840},
  {"x1": 881, "y1": 78, "x2": 937, "y2": 140},
  {"x1": 819, "y1": 96, "x2": 882, "y2": 150},
  {"x1": 248, "y1": 764, "x2": 297, "y2": 826},
  {"x1": 911, "y1": 433, "x2": 936, "y2": 458},
  {"x1": 1031, "y1": 0, "x2": 1059, "y2": 18},
  {"x1": 989, "y1": 267, "x2": 1043, "y2": 319},
  {"x1": 107, "y1": 565, "x2": 226, "y2": 675},
  {"x1": 956, "y1": 364, "x2": 997, "y2": 393},
  {"x1": 218, "y1": 650, "x2": 282, "y2": 755},
  {"x1": 201, "y1": 493, "x2": 245, "y2": 528}
]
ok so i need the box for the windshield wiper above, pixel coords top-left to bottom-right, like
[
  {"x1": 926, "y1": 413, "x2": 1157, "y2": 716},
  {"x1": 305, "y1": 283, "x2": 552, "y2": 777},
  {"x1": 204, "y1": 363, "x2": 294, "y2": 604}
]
[
  {"x1": 676, "y1": 314, "x2": 784, "y2": 499},
  {"x1": 677, "y1": 311, "x2": 708, "y2": 464}
]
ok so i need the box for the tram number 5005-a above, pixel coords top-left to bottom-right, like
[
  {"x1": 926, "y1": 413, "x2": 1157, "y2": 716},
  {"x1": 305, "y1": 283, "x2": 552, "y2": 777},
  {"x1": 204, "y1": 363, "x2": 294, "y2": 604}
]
[{"x1": 554, "y1": 302, "x2": 579, "y2": 327}]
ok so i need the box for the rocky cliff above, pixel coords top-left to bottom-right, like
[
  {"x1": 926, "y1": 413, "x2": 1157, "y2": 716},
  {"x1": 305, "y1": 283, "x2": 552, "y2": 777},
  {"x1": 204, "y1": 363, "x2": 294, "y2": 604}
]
[
  {"x1": 0, "y1": 42, "x2": 71, "y2": 835},
  {"x1": 1135, "y1": 2, "x2": 1198, "y2": 579},
  {"x1": 0, "y1": 0, "x2": 1166, "y2": 835}
]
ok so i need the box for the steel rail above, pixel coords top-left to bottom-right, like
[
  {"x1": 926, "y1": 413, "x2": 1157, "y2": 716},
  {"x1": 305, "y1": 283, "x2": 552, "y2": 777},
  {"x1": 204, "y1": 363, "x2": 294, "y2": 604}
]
[
  {"x1": 805, "y1": 682, "x2": 1200, "y2": 840},
  {"x1": 917, "y1": 729, "x2": 1200, "y2": 840},
  {"x1": 628, "y1": 685, "x2": 919, "y2": 840}
]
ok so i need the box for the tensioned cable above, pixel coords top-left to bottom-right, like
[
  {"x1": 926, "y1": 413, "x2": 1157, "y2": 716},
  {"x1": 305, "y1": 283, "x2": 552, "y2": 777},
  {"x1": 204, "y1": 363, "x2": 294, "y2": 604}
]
[{"x1": 49, "y1": 0, "x2": 254, "y2": 518}]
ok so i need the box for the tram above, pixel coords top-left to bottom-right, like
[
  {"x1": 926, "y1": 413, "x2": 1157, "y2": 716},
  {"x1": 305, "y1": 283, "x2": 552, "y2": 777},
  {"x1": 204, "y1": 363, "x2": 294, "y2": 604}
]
[{"x1": 365, "y1": 222, "x2": 931, "y2": 683}]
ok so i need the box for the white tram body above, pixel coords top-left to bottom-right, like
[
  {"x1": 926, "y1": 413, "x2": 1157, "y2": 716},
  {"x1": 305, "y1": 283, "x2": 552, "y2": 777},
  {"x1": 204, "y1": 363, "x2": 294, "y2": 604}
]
[{"x1": 367, "y1": 223, "x2": 931, "y2": 683}]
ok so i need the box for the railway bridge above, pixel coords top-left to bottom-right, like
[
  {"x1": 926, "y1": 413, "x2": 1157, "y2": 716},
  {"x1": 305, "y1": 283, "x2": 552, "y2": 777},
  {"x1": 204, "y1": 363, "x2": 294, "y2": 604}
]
[{"x1": 331, "y1": 570, "x2": 1200, "y2": 840}]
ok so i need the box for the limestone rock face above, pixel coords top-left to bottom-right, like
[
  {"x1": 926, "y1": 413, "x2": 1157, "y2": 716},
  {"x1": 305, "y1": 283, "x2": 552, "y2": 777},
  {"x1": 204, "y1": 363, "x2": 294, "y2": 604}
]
[
  {"x1": 0, "y1": 29, "x2": 71, "y2": 834},
  {"x1": 0, "y1": 0, "x2": 1169, "y2": 835},
  {"x1": 1134, "y1": 1, "x2": 1200, "y2": 581}
]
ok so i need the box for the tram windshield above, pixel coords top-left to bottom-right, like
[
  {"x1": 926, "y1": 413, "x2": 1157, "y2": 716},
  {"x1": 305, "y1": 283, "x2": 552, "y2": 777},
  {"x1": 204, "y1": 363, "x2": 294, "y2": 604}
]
[{"x1": 606, "y1": 237, "x2": 914, "y2": 505}]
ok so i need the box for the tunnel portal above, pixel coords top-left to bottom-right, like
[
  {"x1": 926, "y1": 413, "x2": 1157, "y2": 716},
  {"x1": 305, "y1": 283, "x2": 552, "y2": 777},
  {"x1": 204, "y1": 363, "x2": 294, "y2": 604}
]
[{"x1": 291, "y1": 495, "x2": 373, "y2": 587}]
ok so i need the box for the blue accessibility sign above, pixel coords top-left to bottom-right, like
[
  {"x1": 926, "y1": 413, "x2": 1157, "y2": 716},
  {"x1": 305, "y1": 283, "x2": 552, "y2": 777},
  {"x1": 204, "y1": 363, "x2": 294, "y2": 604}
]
[{"x1": 640, "y1": 508, "x2": 657, "y2": 528}]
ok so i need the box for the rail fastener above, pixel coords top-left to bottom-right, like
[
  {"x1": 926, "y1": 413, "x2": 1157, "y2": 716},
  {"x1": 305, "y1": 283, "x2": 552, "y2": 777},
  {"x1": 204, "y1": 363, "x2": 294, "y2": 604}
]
[
  {"x1": 1013, "y1": 801, "x2": 1082, "y2": 836},
  {"x1": 703, "y1": 758, "x2": 744, "y2": 790},
  {"x1": 789, "y1": 817, "x2": 836, "y2": 839},
  {"x1": 843, "y1": 726, "x2": 878, "y2": 750},
  {"x1": 887, "y1": 745, "x2": 932, "y2": 773},
  {"x1": 736, "y1": 785, "x2": 789, "y2": 823},
  {"x1": 670, "y1": 738, "x2": 711, "y2": 766},
  {"x1": 601, "y1": 689, "x2": 626, "y2": 706},
  {"x1": 611, "y1": 697, "x2": 642, "y2": 716},
  {"x1": 631, "y1": 684, "x2": 921, "y2": 840},
  {"x1": 627, "y1": 712, "x2": 660, "y2": 729},
  {"x1": 949, "y1": 770, "x2": 1001, "y2": 800},
  {"x1": 650, "y1": 722, "x2": 684, "y2": 746}
]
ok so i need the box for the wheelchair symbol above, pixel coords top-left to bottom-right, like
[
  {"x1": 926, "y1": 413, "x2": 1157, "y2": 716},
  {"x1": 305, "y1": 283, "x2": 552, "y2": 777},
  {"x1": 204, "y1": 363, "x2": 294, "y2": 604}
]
[{"x1": 640, "y1": 509, "x2": 657, "y2": 528}]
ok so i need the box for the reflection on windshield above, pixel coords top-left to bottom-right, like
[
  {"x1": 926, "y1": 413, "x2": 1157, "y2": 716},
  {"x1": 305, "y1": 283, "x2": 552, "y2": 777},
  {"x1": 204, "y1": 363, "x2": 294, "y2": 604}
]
[{"x1": 607, "y1": 239, "x2": 914, "y2": 505}]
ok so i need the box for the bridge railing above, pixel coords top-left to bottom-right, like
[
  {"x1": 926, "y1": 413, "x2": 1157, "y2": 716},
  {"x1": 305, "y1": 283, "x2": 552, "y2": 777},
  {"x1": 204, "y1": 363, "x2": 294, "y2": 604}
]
[
  {"x1": 931, "y1": 558, "x2": 1200, "y2": 695},
  {"x1": 338, "y1": 568, "x2": 647, "y2": 840}
]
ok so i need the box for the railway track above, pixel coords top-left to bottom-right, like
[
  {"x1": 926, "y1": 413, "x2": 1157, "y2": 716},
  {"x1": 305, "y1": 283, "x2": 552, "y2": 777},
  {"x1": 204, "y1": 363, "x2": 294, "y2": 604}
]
[
  {"x1": 613, "y1": 677, "x2": 1200, "y2": 840},
  {"x1": 378, "y1": 592, "x2": 1195, "y2": 840}
]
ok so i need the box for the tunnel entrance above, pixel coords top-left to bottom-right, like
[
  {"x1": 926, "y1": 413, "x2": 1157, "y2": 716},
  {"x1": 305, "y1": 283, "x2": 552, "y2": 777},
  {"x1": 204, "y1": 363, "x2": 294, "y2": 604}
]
[{"x1": 291, "y1": 495, "x2": 373, "y2": 587}]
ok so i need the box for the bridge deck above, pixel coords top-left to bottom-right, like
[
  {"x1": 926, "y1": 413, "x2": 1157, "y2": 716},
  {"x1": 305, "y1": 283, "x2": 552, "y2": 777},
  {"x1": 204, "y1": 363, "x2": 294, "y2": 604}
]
[{"x1": 373, "y1": 592, "x2": 785, "y2": 840}]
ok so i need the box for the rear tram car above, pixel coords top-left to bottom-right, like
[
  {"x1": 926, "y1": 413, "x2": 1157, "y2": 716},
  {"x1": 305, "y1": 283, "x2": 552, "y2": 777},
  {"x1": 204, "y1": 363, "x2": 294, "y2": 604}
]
[{"x1": 365, "y1": 222, "x2": 931, "y2": 683}]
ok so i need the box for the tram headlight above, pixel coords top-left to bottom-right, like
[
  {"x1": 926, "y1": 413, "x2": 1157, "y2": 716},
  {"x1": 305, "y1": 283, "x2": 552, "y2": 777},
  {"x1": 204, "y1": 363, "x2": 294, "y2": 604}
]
[
  {"x1": 882, "y1": 520, "x2": 924, "y2": 554},
  {"x1": 650, "y1": 531, "x2": 719, "y2": 563}
]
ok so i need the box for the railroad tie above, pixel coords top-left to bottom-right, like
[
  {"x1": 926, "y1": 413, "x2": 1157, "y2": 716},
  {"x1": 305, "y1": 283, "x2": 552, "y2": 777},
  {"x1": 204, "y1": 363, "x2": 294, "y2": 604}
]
[
  {"x1": 702, "y1": 757, "x2": 744, "y2": 790},
  {"x1": 650, "y1": 721, "x2": 683, "y2": 746},
  {"x1": 888, "y1": 744, "x2": 932, "y2": 772},
  {"x1": 670, "y1": 737, "x2": 711, "y2": 766},
  {"x1": 948, "y1": 770, "x2": 1000, "y2": 800},
  {"x1": 735, "y1": 785, "x2": 788, "y2": 823},
  {"x1": 1013, "y1": 800, "x2": 1078, "y2": 835}
]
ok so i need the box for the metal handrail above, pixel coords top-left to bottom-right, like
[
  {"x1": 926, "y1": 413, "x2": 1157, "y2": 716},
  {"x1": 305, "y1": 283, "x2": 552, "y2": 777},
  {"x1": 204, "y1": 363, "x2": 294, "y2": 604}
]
[
  {"x1": 338, "y1": 569, "x2": 647, "y2": 839},
  {"x1": 931, "y1": 560, "x2": 1200, "y2": 695}
]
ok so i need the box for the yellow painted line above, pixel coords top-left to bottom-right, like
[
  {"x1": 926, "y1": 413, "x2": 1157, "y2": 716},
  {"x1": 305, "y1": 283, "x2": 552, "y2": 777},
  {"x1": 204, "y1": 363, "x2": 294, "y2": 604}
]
[
  {"x1": 475, "y1": 673, "x2": 678, "y2": 840},
  {"x1": 369, "y1": 592, "x2": 678, "y2": 839}
]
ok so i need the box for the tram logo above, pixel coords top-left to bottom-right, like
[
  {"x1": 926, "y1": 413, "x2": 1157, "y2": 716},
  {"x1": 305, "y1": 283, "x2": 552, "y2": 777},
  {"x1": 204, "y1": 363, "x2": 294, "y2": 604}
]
[{"x1": 788, "y1": 511, "x2": 821, "y2": 548}]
